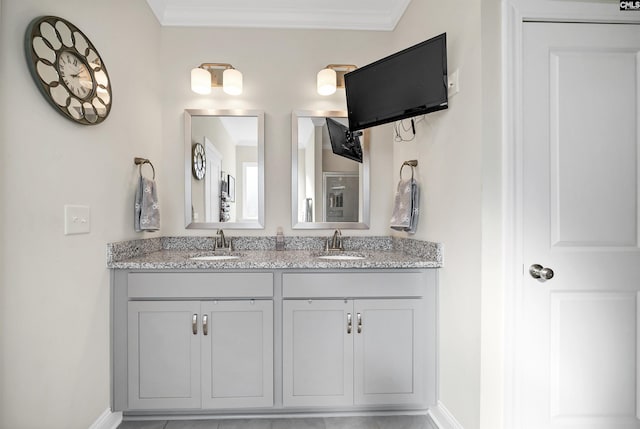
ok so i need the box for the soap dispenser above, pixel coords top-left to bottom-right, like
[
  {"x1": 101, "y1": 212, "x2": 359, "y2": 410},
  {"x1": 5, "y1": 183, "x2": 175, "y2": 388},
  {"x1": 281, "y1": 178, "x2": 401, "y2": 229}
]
[{"x1": 276, "y1": 227, "x2": 285, "y2": 251}]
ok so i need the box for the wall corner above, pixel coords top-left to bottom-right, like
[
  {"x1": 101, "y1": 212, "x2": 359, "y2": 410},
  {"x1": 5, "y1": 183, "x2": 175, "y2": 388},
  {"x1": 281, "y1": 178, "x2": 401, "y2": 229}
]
[
  {"x1": 428, "y1": 401, "x2": 465, "y2": 429},
  {"x1": 88, "y1": 409, "x2": 122, "y2": 429}
]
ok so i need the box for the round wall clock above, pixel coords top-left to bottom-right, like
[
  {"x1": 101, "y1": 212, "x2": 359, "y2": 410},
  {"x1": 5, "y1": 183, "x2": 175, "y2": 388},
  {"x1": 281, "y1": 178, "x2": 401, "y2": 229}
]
[
  {"x1": 192, "y1": 143, "x2": 206, "y2": 180},
  {"x1": 25, "y1": 16, "x2": 112, "y2": 125}
]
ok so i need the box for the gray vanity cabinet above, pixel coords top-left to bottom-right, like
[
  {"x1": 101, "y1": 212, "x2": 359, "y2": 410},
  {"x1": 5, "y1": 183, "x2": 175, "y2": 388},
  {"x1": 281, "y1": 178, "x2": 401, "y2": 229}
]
[
  {"x1": 128, "y1": 300, "x2": 201, "y2": 410},
  {"x1": 115, "y1": 272, "x2": 274, "y2": 411},
  {"x1": 113, "y1": 268, "x2": 437, "y2": 415},
  {"x1": 282, "y1": 299, "x2": 354, "y2": 407},
  {"x1": 353, "y1": 298, "x2": 427, "y2": 406},
  {"x1": 200, "y1": 300, "x2": 273, "y2": 409},
  {"x1": 281, "y1": 271, "x2": 436, "y2": 409},
  {"x1": 128, "y1": 299, "x2": 273, "y2": 410}
]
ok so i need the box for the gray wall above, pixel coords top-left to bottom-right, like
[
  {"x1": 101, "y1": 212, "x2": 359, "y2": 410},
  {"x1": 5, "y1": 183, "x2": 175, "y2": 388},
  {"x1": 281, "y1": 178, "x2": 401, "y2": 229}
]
[
  {"x1": 0, "y1": 1, "x2": 162, "y2": 428},
  {"x1": 0, "y1": 1, "x2": 503, "y2": 428},
  {"x1": 391, "y1": 2, "x2": 504, "y2": 428}
]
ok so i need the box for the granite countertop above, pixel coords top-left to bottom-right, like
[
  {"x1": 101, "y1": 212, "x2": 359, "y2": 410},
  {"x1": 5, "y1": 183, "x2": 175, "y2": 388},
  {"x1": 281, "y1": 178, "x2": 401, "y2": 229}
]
[
  {"x1": 106, "y1": 236, "x2": 443, "y2": 270},
  {"x1": 107, "y1": 249, "x2": 441, "y2": 270}
]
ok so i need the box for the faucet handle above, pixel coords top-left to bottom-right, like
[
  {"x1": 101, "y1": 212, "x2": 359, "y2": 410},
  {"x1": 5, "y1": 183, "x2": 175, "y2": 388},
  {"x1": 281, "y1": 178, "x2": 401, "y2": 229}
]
[
  {"x1": 214, "y1": 229, "x2": 224, "y2": 250},
  {"x1": 327, "y1": 229, "x2": 345, "y2": 251}
]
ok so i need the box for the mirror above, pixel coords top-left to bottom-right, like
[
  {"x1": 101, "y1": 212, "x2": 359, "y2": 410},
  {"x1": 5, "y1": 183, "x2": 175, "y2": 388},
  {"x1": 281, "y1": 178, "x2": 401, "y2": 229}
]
[
  {"x1": 291, "y1": 110, "x2": 370, "y2": 229},
  {"x1": 185, "y1": 109, "x2": 265, "y2": 229}
]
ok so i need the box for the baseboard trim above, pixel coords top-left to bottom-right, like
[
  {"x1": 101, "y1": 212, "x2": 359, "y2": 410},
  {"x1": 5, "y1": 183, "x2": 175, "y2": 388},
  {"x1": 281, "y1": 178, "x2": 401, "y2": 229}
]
[
  {"x1": 123, "y1": 409, "x2": 429, "y2": 421},
  {"x1": 101, "y1": 406, "x2": 454, "y2": 429},
  {"x1": 427, "y1": 401, "x2": 464, "y2": 429},
  {"x1": 88, "y1": 408, "x2": 123, "y2": 429}
]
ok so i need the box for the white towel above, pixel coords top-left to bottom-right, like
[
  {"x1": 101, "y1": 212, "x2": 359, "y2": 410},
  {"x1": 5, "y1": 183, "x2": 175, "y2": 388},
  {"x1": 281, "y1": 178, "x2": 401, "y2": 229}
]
[
  {"x1": 134, "y1": 176, "x2": 160, "y2": 232},
  {"x1": 390, "y1": 178, "x2": 419, "y2": 234}
]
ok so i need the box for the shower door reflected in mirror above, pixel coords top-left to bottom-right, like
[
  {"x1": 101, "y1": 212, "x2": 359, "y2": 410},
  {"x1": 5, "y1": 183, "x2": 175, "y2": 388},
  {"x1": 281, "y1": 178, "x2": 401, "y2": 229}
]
[
  {"x1": 291, "y1": 110, "x2": 370, "y2": 229},
  {"x1": 185, "y1": 109, "x2": 264, "y2": 229}
]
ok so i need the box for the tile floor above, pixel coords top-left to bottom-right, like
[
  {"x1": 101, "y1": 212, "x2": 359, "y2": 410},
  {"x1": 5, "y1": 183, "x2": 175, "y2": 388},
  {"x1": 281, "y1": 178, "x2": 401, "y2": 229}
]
[{"x1": 117, "y1": 415, "x2": 435, "y2": 429}]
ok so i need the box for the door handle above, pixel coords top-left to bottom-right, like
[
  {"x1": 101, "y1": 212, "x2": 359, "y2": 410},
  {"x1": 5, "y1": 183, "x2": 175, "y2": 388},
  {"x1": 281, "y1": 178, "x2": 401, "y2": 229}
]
[
  {"x1": 192, "y1": 314, "x2": 198, "y2": 335},
  {"x1": 347, "y1": 313, "x2": 352, "y2": 334},
  {"x1": 202, "y1": 314, "x2": 208, "y2": 336},
  {"x1": 357, "y1": 312, "x2": 362, "y2": 334},
  {"x1": 529, "y1": 264, "x2": 554, "y2": 280}
]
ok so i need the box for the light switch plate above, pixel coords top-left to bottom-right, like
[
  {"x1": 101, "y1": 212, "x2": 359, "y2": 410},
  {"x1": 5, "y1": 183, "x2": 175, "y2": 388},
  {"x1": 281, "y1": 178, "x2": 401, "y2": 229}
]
[{"x1": 64, "y1": 205, "x2": 90, "y2": 235}]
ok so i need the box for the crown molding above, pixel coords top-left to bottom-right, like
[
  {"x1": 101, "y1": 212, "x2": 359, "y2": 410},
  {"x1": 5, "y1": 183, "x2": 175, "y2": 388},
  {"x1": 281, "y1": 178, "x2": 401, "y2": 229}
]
[{"x1": 146, "y1": 0, "x2": 411, "y2": 31}]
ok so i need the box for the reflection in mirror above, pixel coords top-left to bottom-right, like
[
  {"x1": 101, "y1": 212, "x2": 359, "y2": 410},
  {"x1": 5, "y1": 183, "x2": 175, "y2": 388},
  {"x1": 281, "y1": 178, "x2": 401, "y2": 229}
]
[
  {"x1": 37, "y1": 61, "x2": 59, "y2": 85},
  {"x1": 33, "y1": 37, "x2": 55, "y2": 63},
  {"x1": 50, "y1": 84, "x2": 69, "y2": 106},
  {"x1": 67, "y1": 98, "x2": 82, "y2": 120},
  {"x1": 40, "y1": 22, "x2": 62, "y2": 50},
  {"x1": 291, "y1": 110, "x2": 369, "y2": 229},
  {"x1": 74, "y1": 31, "x2": 88, "y2": 54},
  {"x1": 185, "y1": 109, "x2": 265, "y2": 229},
  {"x1": 54, "y1": 20, "x2": 73, "y2": 47}
]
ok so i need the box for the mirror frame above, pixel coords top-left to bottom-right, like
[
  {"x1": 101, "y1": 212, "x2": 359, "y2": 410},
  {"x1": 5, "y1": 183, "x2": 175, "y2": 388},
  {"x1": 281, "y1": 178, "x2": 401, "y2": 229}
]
[
  {"x1": 291, "y1": 110, "x2": 370, "y2": 230},
  {"x1": 184, "y1": 109, "x2": 265, "y2": 229}
]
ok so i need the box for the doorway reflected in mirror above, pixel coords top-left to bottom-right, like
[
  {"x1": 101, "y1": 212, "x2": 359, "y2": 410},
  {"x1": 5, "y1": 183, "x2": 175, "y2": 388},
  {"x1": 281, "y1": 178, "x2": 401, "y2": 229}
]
[
  {"x1": 292, "y1": 110, "x2": 369, "y2": 230},
  {"x1": 185, "y1": 109, "x2": 264, "y2": 229}
]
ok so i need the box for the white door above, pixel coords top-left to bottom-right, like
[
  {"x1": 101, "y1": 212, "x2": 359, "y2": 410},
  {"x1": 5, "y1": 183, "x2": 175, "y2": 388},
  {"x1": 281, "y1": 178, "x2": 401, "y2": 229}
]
[
  {"x1": 353, "y1": 299, "x2": 426, "y2": 406},
  {"x1": 200, "y1": 300, "x2": 273, "y2": 409},
  {"x1": 282, "y1": 299, "x2": 354, "y2": 407},
  {"x1": 519, "y1": 22, "x2": 640, "y2": 429},
  {"x1": 204, "y1": 137, "x2": 222, "y2": 222}
]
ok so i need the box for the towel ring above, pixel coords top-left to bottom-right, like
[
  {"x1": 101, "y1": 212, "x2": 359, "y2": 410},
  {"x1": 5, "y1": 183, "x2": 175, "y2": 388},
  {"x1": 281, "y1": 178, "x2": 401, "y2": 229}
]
[
  {"x1": 134, "y1": 157, "x2": 155, "y2": 180},
  {"x1": 400, "y1": 160, "x2": 418, "y2": 180}
]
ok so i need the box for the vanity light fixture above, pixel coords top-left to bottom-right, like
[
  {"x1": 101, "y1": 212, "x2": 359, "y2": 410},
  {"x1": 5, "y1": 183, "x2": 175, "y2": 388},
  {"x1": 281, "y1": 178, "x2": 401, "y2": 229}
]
[
  {"x1": 191, "y1": 63, "x2": 243, "y2": 95},
  {"x1": 317, "y1": 64, "x2": 357, "y2": 96}
]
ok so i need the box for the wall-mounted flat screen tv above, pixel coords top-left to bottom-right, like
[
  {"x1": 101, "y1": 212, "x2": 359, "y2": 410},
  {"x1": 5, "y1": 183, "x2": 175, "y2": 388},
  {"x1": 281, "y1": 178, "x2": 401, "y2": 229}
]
[
  {"x1": 344, "y1": 33, "x2": 448, "y2": 132},
  {"x1": 326, "y1": 117, "x2": 363, "y2": 163}
]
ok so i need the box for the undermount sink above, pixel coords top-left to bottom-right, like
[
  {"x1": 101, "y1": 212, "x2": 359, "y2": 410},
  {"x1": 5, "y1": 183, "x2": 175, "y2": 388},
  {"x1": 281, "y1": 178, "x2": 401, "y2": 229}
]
[
  {"x1": 317, "y1": 254, "x2": 366, "y2": 261},
  {"x1": 189, "y1": 254, "x2": 241, "y2": 261}
]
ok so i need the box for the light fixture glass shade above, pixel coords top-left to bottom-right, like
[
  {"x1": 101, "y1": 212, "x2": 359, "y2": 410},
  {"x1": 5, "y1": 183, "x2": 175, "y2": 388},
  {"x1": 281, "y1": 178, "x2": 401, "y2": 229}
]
[
  {"x1": 317, "y1": 68, "x2": 337, "y2": 95},
  {"x1": 191, "y1": 67, "x2": 212, "y2": 95},
  {"x1": 223, "y1": 68, "x2": 243, "y2": 95}
]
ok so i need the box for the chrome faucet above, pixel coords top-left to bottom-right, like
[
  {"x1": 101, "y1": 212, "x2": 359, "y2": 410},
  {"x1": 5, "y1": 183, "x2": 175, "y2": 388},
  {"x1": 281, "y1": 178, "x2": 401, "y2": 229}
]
[
  {"x1": 326, "y1": 229, "x2": 344, "y2": 251},
  {"x1": 214, "y1": 229, "x2": 232, "y2": 251}
]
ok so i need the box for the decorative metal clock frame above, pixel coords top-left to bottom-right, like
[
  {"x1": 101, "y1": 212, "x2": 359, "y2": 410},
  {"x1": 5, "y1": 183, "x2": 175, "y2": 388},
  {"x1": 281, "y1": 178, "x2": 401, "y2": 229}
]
[
  {"x1": 192, "y1": 143, "x2": 206, "y2": 180},
  {"x1": 25, "y1": 16, "x2": 112, "y2": 125}
]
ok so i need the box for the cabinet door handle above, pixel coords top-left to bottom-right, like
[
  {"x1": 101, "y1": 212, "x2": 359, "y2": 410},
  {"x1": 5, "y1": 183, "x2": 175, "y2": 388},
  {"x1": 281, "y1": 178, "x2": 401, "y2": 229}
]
[
  {"x1": 202, "y1": 314, "x2": 208, "y2": 336},
  {"x1": 192, "y1": 314, "x2": 198, "y2": 335},
  {"x1": 347, "y1": 313, "x2": 352, "y2": 334},
  {"x1": 357, "y1": 312, "x2": 362, "y2": 334}
]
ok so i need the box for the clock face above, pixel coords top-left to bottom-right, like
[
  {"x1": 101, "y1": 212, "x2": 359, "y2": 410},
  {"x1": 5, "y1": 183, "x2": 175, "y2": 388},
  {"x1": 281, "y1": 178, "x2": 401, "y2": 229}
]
[
  {"x1": 25, "y1": 16, "x2": 112, "y2": 125},
  {"x1": 192, "y1": 143, "x2": 206, "y2": 180},
  {"x1": 58, "y1": 51, "x2": 94, "y2": 99}
]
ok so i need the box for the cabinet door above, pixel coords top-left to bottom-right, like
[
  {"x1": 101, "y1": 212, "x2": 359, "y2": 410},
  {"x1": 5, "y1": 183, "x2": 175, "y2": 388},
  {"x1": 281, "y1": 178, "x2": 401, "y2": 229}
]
[
  {"x1": 128, "y1": 301, "x2": 201, "y2": 409},
  {"x1": 283, "y1": 299, "x2": 354, "y2": 407},
  {"x1": 200, "y1": 300, "x2": 273, "y2": 409},
  {"x1": 354, "y1": 299, "x2": 426, "y2": 405}
]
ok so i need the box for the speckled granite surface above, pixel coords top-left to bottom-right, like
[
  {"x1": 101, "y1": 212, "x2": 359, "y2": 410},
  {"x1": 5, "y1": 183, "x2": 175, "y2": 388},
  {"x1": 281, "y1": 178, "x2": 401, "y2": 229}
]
[
  {"x1": 106, "y1": 237, "x2": 162, "y2": 265},
  {"x1": 106, "y1": 235, "x2": 442, "y2": 270},
  {"x1": 392, "y1": 237, "x2": 442, "y2": 261},
  {"x1": 161, "y1": 235, "x2": 396, "y2": 252}
]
